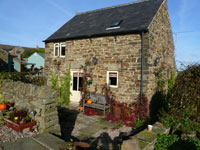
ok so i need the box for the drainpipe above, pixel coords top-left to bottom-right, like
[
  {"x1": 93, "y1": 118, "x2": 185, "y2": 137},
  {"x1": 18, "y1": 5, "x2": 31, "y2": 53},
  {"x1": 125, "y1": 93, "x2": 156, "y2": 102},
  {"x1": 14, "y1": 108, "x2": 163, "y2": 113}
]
[{"x1": 140, "y1": 32, "x2": 144, "y2": 103}]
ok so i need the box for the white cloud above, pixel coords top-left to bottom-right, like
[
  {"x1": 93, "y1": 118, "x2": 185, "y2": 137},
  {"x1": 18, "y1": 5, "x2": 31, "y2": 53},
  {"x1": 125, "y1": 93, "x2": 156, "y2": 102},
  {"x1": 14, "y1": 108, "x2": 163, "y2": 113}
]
[{"x1": 44, "y1": 0, "x2": 74, "y2": 17}]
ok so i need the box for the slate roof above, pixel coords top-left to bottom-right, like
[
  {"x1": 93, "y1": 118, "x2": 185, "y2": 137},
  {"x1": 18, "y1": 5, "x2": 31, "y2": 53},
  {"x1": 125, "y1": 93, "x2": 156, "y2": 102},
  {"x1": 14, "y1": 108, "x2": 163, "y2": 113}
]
[{"x1": 44, "y1": 0, "x2": 164, "y2": 42}]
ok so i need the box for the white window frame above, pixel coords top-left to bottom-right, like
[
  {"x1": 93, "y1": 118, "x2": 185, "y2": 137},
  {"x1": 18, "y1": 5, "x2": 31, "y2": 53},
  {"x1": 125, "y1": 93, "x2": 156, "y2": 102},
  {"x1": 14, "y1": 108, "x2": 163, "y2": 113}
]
[
  {"x1": 60, "y1": 43, "x2": 66, "y2": 58},
  {"x1": 107, "y1": 71, "x2": 118, "y2": 88},
  {"x1": 54, "y1": 43, "x2": 59, "y2": 57}
]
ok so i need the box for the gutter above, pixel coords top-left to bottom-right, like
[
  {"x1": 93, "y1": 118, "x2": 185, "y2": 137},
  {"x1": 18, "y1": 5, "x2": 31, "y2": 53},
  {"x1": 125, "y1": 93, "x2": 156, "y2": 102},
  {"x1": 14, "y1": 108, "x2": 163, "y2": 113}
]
[
  {"x1": 43, "y1": 29, "x2": 148, "y2": 43},
  {"x1": 140, "y1": 32, "x2": 144, "y2": 103}
]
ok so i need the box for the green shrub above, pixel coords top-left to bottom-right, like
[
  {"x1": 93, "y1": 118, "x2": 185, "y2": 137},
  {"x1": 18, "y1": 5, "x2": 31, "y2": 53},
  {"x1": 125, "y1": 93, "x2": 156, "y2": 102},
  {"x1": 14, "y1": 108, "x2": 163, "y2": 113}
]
[
  {"x1": 135, "y1": 119, "x2": 145, "y2": 128},
  {"x1": 21, "y1": 48, "x2": 45, "y2": 58},
  {"x1": 0, "y1": 72, "x2": 46, "y2": 86},
  {"x1": 187, "y1": 138, "x2": 200, "y2": 150},
  {"x1": 50, "y1": 72, "x2": 59, "y2": 90},
  {"x1": 155, "y1": 134, "x2": 179, "y2": 150},
  {"x1": 60, "y1": 64, "x2": 71, "y2": 105},
  {"x1": 160, "y1": 114, "x2": 179, "y2": 131},
  {"x1": 168, "y1": 71, "x2": 177, "y2": 98},
  {"x1": 51, "y1": 64, "x2": 71, "y2": 106},
  {"x1": 168, "y1": 64, "x2": 200, "y2": 132}
]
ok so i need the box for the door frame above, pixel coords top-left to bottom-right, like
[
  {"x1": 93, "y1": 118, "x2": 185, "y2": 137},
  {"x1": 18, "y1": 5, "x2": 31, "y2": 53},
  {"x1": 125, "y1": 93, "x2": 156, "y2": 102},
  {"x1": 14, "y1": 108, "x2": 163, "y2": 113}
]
[{"x1": 70, "y1": 69, "x2": 83, "y2": 104}]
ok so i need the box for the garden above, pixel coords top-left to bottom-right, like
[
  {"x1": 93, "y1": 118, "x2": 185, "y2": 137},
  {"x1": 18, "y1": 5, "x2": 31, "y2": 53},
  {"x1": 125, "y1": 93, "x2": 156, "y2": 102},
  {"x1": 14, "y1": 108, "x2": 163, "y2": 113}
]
[
  {"x1": 0, "y1": 72, "x2": 44, "y2": 147},
  {"x1": 0, "y1": 63, "x2": 200, "y2": 150},
  {"x1": 154, "y1": 64, "x2": 200, "y2": 150},
  {"x1": 50, "y1": 59, "x2": 200, "y2": 149}
]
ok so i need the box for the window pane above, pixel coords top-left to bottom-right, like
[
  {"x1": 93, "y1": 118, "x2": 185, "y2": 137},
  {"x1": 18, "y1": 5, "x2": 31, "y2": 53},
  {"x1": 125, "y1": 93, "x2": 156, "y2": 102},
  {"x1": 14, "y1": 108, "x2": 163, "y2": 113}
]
[
  {"x1": 73, "y1": 77, "x2": 78, "y2": 90},
  {"x1": 55, "y1": 44, "x2": 59, "y2": 56},
  {"x1": 16, "y1": 50, "x2": 21, "y2": 54},
  {"x1": 109, "y1": 77, "x2": 117, "y2": 86},
  {"x1": 61, "y1": 45, "x2": 65, "y2": 56},
  {"x1": 109, "y1": 73, "x2": 117, "y2": 77},
  {"x1": 73, "y1": 73, "x2": 78, "y2": 77},
  {"x1": 78, "y1": 76, "x2": 83, "y2": 91},
  {"x1": 55, "y1": 48, "x2": 58, "y2": 56}
]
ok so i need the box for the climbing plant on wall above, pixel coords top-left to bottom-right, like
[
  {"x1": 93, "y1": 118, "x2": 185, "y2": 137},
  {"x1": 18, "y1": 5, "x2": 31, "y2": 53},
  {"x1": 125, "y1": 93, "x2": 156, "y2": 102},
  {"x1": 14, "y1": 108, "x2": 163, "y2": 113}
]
[
  {"x1": 51, "y1": 63, "x2": 72, "y2": 105},
  {"x1": 60, "y1": 63, "x2": 72, "y2": 105}
]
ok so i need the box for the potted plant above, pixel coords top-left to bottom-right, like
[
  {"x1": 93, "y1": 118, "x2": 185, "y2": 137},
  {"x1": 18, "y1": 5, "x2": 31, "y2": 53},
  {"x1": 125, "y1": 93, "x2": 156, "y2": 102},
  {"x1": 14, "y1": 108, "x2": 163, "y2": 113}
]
[{"x1": 0, "y1": 94, "x2": 8, "y2": 111}]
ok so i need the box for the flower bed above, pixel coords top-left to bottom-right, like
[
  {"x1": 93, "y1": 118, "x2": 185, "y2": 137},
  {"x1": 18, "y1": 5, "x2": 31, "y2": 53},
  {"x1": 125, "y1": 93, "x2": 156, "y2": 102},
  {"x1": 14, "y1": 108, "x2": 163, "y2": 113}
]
[
  {"x1": 2, "y1": 108, "x2": 37, "y2": 132},
  {"x1": 4, "y1": 118, "x2": 36, "y2": 132}
]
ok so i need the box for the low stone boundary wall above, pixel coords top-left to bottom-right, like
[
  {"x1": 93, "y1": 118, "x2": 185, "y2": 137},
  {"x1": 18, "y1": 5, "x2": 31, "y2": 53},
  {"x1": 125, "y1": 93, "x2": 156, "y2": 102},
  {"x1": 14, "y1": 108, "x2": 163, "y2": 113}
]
[
  {"x1": 121, "y1": 122, "x2": 170, "y2": 150},
  {"x1": 1, "y1": 80, "x2": 60, "y2": 134}
]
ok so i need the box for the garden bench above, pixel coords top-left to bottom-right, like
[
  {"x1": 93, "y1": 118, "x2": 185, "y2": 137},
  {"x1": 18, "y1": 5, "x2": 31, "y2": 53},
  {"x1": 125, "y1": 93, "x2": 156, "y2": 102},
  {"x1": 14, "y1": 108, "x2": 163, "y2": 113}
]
[{"x1": 83, "y1": 93, "x2": 110, "y2": 116}]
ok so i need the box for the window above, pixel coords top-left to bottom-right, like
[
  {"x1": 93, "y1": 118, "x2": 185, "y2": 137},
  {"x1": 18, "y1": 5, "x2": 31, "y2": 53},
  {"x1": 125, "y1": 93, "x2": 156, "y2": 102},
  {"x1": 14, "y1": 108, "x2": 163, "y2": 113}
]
[
  {"x1": 16, "y1": 50, "x2": 21, "y2": 54},
  {"x1": 54, "y1": 43, "x2": 66, "y2": 57},
  {"x1": 107, "y1": 71, "x2": 118, "y2": 88},
  {"x1": 60, "y1": 44, "x2": 66, "y2": 57},
  {"x1": 110, "y1": 20, "x2": 122, "y2": 27},
  {"x1": 72, "y1": 72, "x2": 83, "y2": 91},
  {"x1": 54, "y1": 44, "x2": 59, "y2": 57}
]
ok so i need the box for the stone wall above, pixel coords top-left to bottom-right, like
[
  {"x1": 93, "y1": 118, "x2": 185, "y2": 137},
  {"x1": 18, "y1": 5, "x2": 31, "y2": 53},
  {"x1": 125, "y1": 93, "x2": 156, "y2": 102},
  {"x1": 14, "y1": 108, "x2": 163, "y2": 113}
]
[
  {"x1": 121, "y1": 122, "x2": 170, "y2": 150},
  {"x1": 1, "y1": 80, "x2": 60, "y2": 134},
  {"x1": 45, "y1": 35, "x2": 143, "y2": 103},
  {"x1": 0, "y1": 50, "x2": 8, "y2": 72},
  {"x1": 145, "y1": 0, "x2": 176, "y2": 100}
]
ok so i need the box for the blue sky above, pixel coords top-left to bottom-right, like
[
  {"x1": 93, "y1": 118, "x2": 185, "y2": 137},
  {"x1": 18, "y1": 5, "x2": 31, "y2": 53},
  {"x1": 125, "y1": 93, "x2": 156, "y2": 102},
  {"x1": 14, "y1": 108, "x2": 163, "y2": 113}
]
[{"x1": 0, "y1": 0, "x2": 199, "y2": 69}]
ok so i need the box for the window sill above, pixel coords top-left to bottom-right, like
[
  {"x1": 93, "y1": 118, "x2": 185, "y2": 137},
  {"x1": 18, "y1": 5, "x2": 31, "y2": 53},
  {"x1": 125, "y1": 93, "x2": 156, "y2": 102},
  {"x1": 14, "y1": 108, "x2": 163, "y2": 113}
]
[{"x1": 109, "y1": 85, "x2": 118, "y2": 88}]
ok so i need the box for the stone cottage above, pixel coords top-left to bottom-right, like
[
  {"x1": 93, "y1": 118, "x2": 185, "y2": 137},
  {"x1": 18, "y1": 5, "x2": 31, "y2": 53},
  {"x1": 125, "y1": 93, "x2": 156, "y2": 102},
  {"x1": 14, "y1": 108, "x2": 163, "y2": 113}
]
[{"x1": 44, "y1": 0, "x2": 176, "y2": 105}]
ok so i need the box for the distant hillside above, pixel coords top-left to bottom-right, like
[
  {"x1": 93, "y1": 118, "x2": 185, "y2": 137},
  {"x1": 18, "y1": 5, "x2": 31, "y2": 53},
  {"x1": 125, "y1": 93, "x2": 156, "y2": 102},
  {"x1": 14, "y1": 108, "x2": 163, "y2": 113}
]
[{"x1": 21, "y1": 48, "x2": 45, "y2": 58}]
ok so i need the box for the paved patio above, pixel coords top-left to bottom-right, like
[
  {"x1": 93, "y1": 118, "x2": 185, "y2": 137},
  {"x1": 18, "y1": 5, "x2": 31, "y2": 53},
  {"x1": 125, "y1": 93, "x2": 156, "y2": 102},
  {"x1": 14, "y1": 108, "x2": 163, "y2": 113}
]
[
  {"x1": 58, "y1": 104, "x2": 133, "y2": 149},
  {"x1": 2, "y1": 103, "x2": 133, "y2": 150}
]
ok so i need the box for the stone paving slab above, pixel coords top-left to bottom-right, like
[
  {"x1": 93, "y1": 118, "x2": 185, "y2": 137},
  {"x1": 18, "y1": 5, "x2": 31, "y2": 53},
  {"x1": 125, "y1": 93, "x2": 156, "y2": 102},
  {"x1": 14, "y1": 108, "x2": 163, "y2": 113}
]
[
  {"x1": 2, "y1": 133, "x2": 67, "y2": 150},
  {"x1": 79, "y1": 126, "x2": 102, "y2": 136},
  {"x1": 77, "y1": 134, "x2": 91, "y2": 140},
  {"x1": 3, "y1": 137, "x2": 48, "y2": 150},
  {"x1": 33, "y1": 133, "x2": 67, "y2": 150},
  {"x1": 98, "y1": 121, "x2": 118, "y2": 128}
]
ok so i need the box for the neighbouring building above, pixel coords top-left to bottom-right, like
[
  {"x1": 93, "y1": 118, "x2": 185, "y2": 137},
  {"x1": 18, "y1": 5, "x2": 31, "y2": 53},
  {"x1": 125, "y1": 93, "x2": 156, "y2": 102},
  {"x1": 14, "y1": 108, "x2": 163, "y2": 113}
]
[
  {"x1": 26, "y1": 52, "x2": 45, "y2": 70},
  {"x1": 44, "y1": 0, "x2": 176, "y2": 105},
  {"x1": 0, "y1": 44, "x2": 44, "y2": 72}
]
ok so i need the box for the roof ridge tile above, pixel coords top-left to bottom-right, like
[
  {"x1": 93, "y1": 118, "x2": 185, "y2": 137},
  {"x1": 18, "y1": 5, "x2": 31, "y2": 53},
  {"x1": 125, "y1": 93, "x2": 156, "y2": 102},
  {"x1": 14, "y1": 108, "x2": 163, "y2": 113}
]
[{"x1": 77, "y1": 0, "x2": 149, "y2": 16}]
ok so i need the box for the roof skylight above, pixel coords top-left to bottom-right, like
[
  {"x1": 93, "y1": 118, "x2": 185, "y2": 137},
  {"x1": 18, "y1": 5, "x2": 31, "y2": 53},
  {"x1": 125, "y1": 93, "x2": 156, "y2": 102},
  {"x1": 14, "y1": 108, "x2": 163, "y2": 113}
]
[{"x1": 110, "y1": 20, "x2": 123, "y2": 27}]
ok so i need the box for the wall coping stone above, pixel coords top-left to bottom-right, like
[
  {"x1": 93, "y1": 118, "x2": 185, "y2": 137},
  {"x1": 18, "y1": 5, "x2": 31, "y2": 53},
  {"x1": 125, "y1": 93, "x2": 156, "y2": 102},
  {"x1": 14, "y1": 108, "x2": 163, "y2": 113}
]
[{"x1": 121, "y1": 122, "x2": 170, "y2": 150}]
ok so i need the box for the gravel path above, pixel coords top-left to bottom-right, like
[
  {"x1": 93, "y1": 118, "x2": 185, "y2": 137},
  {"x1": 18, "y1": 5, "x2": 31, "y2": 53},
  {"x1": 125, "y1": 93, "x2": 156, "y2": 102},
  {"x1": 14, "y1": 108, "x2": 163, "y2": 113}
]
[{"x1": 0, "y1": 125, "x2": 39, "y2": 150}]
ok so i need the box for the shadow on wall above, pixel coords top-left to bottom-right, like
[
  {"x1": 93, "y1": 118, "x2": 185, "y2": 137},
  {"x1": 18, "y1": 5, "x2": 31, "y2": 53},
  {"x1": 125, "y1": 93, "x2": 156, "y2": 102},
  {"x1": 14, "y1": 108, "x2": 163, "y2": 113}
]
[
  {"x1": 149, "y1": 91, "x2": 168, "y2": 124},
  {"x1": 0, "y1": 58, "x2": 8, "y2": 72}
]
